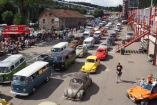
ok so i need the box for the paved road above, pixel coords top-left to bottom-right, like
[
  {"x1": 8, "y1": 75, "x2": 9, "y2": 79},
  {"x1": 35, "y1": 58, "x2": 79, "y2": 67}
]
[{"x1": 0, "y1": 24, "x2": 157, "y2": 105}]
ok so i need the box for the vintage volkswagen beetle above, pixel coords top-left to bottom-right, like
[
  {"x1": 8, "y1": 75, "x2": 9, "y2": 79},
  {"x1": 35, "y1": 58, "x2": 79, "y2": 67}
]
[
  {"x1": 64, "y1": 72, "x2": 92, "y2": 100},
  {"x1": 95, "y1": 47, "x2": 108, "y2": 60},
  {"x1": 66, "y1": 34, "x2": 75, "y2": 43},
  {"x1": 76, "y1": 45, "x2": 88, "y2": 57},
  {"x1": 81, "y1": 56, "x2": 100, "y2": 73},
  {"x1": 127, "y1": 84, "x2": 157, "y2": 105},
  {"x1": 0, "y1": 99, "x2": 11, "y2": 105}
]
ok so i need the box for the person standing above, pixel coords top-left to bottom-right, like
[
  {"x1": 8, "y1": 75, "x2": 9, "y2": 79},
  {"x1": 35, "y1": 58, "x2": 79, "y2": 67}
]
[{"x1": 116, "y1": 63, "x2": 123, "y2": 83}]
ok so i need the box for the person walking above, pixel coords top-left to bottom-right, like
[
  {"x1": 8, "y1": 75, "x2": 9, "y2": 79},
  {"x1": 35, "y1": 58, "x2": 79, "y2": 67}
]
[{"x1": 116, "y1": 63, "x2": 123, "y2": 83}]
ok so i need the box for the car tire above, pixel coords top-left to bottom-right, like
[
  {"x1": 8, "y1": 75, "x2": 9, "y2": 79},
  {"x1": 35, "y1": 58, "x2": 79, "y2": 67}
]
[
  {"x1": 140, "y1": 99, "x2": 149, "y2": 105},
  {"x1": 32, "y1": 87, "x2": 36, "y2": 94}
]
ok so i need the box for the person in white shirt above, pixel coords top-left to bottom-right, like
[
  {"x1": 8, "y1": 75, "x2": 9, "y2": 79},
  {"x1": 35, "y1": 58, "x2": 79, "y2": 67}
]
[{"x1": 152, "y1": 78, "x2": 157, "y2": 87}]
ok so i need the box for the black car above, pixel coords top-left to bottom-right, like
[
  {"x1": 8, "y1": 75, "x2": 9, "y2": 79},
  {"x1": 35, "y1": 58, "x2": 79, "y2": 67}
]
[
  {"x1": 66, "y1": 35, "x2": 75, "y2": 43},
  {"x1": 36, "y1": 54, "x2": 53, "y2": 66},
  {"x1": 93, "y1": 35, "x2": 100, "y2": 44}
]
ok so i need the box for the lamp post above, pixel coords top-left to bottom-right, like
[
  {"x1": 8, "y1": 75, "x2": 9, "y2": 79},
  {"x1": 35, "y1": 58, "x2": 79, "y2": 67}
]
[{"x1": 151, "y1": 0, "x2": 153, "y2": 7}]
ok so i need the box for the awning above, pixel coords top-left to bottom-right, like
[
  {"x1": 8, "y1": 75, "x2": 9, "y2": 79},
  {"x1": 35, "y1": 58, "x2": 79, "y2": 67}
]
[{"x1": 2, "y1": 32, "x2": 24, "y2": 34}]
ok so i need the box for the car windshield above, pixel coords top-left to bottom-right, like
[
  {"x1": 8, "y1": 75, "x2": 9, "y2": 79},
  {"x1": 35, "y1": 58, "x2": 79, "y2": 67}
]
[
  {"x1": 86, "y1": 59, "x2": 95, "y2": 63},
  {"x1": 53, "y1": 56, "x2": 64, "y2": 62},
  {"x1": 83, "y1": 34, "x2": 89, "y2": 37},
  {"x1": 0, "y1": 67, "x2": 10, "y2": 73},
  {"x1": 85, "y1": 29, "x2": 91, "y2": 32},
  {"x1": 13, "y1": 75, "x2": 28, "y2": 83},
  {"x1": 127, "y1": 33, "x2": 134, "y2": 36},
  {"x1": 71, "y1": 42, "x2": 77, "y2": 44},
  {"x1": 97, "y1": 50, "x2": 105, "y2": 52},
  {"x1": 68, "y1": 35, "x2": 74, "y2": 38},
  {"x1": 70, "y1": 78, "x2": 83, "y2": 84},
  {"x1": 74, "y1": 37, "x2": 80, "y2": 40},
  {"x1": 52, "y1": 48, "x2": 60, "y2": 52},
  {"x1": 94, "y1": 33, "x2": 100, "y2": 35},
  {"x1": 37, "y1": 57, "x2": 44, "y2": 61}
]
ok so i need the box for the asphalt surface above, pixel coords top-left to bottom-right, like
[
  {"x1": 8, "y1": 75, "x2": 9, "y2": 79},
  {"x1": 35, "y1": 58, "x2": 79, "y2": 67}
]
[{"x1": 0, "y1": 23, "x2": 157, "y2": 105}]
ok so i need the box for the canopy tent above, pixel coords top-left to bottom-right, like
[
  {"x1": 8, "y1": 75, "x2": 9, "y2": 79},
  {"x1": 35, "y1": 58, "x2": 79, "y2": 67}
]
[{"x1": 2, "y1": 32, "x2": 24, "y2": 34}]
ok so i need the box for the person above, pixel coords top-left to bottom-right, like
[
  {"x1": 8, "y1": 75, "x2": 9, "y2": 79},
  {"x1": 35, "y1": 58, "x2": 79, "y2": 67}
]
[
  {"x1": 152, "y1": 78, "x2": 157, "y2": 87},
  {"x1": 116, "y1": 63, "x2": 123, "y2": 83},
  {"x1": 147, "y1": 74, "x2": 153, "y2": 84},
  {"x1": 21, "y1": 35, "x2": 24, "y2": 42},
  {"x1": 139, "y1": 77, "x2": 146, "y2": 87}
]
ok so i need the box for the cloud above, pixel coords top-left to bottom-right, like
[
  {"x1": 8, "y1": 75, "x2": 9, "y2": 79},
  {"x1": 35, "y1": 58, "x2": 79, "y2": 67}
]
[{"x1": 64, "y1": 0, "x2": 123, "y2": 7}]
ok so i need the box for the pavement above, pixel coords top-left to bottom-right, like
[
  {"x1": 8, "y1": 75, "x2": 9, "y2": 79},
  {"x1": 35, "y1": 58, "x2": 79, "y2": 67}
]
[{"x1": 0, "y1": 23, "x2": 157, "y2": 105}]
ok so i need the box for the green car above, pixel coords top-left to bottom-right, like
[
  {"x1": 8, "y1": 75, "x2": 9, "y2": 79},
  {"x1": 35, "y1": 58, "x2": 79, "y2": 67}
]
[{"x1": 76, "y1": 45, "x2": 88, "y2": 57}]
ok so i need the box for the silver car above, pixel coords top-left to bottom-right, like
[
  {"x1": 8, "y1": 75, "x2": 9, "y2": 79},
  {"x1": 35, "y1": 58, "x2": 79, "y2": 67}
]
[{"x1": 99, "y1": 42, "x2": 110, "y2": 50}]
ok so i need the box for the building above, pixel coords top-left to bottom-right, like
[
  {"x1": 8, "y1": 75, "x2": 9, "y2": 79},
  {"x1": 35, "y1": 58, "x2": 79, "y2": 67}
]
[
  {"x1": 84, "y1": 15, "x2": 95, "y2": 20},
  {"x1": 122, "y1": 0, "x2": 140, "y2": 19},
  {"x1": 39, "y1": 8, "x2": 86, "y2": 30}
]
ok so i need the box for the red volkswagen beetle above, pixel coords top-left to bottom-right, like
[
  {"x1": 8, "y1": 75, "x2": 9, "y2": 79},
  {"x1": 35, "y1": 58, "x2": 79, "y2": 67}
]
[{"x1": 95, "y1": 47, "x2": 108, "y2": 60}]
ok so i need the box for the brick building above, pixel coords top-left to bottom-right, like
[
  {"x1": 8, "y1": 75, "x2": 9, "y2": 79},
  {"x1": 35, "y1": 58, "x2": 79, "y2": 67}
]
[{"x1": 39, "y1": 8, "x2": 86, "y2": 30}]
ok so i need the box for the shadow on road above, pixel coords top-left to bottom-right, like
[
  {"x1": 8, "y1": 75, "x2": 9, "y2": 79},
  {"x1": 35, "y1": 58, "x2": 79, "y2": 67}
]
[
  {"x1": 148, "y1": 98, "x2": 157, "y2": 105},
  {"x1": 0, "y1": 94, "x2": 13, "y2": 102},
  {"x1": 15, "y1": 78, "x2": 63, "y2": 100},
  {"x1": 82, "y1": 82, "x2": 99, "y2": 101},
  {"x1": 105, "y1": 55, "x2": 113, "y2": 61},
  {"x1": 119, "y1": 80, "x2": 136, "y2": 84},
  {"x1": 95, "y1": 64, "x2": 106, "y2": 74}
]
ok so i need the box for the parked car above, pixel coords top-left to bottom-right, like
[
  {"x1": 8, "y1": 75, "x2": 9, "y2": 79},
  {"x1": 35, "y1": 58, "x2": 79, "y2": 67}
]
[
  {"x1": 79, "y1": 28, "x2": 85, "y2": 33},
  {"x1": 76, "y1": 45, "x2": 88, "y2": 57},
  {"x1": 93, "y1": 35, "x2": 100, "y2": 44},
  {"x1": 107, "y1": 37, "x2": 114, "y2": 46},
  {"x1": 127, "y1": 84, "x2": 157, "y2": 105},
  {"x1": 109, "y1": 32, "x2": 118, "y2": 41},
  {"x1": 81, "y1": 56, "x2": 100, "y2": 73},
  {"x1": 93, "y1": 31, "x2": 102, "y2": 39},
  {"x1": 0, "y1": 99, "x2": 11, "y2": 105},
  {"x1": 74, "y1": 34, "x2": 85, "y2": 43},
  {"x1": 66, "y1": 35, "x2": 75, "y2": 43},
  {"x1": 126, "y1": 32, "x2": 135, "y2": 41},
  {"x1": 36, "y1": 54, "x2": 52, "y2": 66},
  {"x1": 64, "y1": 72, "x2": 92, "y2": 100},
  {"x1": 99, "y1": 42, "x2": 110, "y2": 50},
  {"x1": 70, "y1": 40, "x2": 82, "y2": 49},
  {"x1": 83, "y1": 31, "x2": 93, "y2": 39},
  {"x1": 83, "y1": 37, "x2": 95, "y2": 50},
  {"x1": 95, "y1": 47, "x2": 108, "y2": 60},
  {"x1": 115, "y1": 28, "x2": 120, "y2": 32}
]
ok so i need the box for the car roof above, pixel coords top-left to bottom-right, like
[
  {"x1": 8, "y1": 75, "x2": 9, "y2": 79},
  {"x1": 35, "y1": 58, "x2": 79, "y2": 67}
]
[
  {"x1": 55, "y1": 48, "x2": 75, "y2": 57},
  {"x1": 52, "y1": 42, "x2": 68, "y2": 48},
  {"x1": 14, "y1": 61, "x2": 49, "y2": 77},
  {"x1": 0, "y1": 54, "x2": 24, "y2": 67},
  {"x1": 95, "y1": 31, "x2": 101, "y2": 33},
  {"x1": 86, "y1": 56, "x2": 97, "y2": 60},
  {"x1": 76, "y1": 45, "x2": 84, "y2": 48},
  {"x1": 71, "y1": 40, "x2": 79, "y2": 42},
  {"x1": 84, "y1": 37, "x2": 94, "y2": 41},
  {"x1": 72, "y1": 72, "x2": 88, "y2": 79},
  {"x1": 97, "y1": 47, "x2": 106, "y2": 50}
]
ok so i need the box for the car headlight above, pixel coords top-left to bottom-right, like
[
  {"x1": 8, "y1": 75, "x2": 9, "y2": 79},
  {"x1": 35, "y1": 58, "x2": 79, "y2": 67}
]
[
  {"x1": 129, "y1": 89, "x2": 131, "y2": 92},
  {"x1": 23, "y1": 88, "x2": 26, "y2": 91},
  {"x1": 62, "y1": 65, "x2": 64, "y2": 67},
  {"x1": 82, "y1": 68, "x2": 84, "y2": 70},
  {"x1": 92, "y1": 68, "x2": 94, "y2": 71},
  {"x1": 6, "y1": 76, "x2": 8, "y2": 79}
]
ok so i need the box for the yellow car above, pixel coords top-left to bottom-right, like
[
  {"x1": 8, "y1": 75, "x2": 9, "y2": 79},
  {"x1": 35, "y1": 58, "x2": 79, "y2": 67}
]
[
  {"x1": 0, "y1": 99, "x2": 11, "y2": 105},
  {"x1": 82, "y1": 56, "x2": 100, "y2": 73}
]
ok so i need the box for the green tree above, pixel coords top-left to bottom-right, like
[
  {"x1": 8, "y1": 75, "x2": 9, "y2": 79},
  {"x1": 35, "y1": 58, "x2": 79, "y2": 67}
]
[
  {"x1": 1, "y1": 11, "x2": 13, "y2": 25},
  {"x1": 14, "y1": 12, "x2": 26, "y2": 25},
  {"x1": 92, "y1": 9, "x2": 104, "y2": 18}
]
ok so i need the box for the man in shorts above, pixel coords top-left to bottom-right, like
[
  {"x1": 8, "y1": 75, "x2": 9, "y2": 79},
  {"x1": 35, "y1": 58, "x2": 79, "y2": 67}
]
[{"x1": 116, "y1": 63, "x2": 123, "y2": 83}]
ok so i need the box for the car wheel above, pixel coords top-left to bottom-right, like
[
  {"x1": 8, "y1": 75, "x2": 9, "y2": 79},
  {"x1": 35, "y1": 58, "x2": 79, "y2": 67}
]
[
  {"x1": 140, "y1": 99, "x2": 149, "y2": 105},
  {"x1": 32, "y1": 87, "x2": 36, "y2": 94}
]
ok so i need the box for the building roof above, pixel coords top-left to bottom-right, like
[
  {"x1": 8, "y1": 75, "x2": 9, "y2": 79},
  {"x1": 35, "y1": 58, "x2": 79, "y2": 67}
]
[{"x1": 39, "y1": 8, "x2": 86, "y2": 19}]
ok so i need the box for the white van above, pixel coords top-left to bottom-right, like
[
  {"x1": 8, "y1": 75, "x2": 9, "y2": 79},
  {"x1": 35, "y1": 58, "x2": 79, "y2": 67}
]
[
  {"x1": 51, "y1": 42, "x2": 69, "y2": 57},
  {"x1": 83, "y1": 31, "x2": 93, "y2": 38},
  {"x1": 83, "y1": 37, "x2": 95, "y2": 49}
]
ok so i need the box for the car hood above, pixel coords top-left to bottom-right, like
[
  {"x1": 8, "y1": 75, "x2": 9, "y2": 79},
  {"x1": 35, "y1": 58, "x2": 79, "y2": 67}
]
[
  {"x1": 128, "y1": 86, "x2": 150, "y2": 98},
  {"x1": 76, "y1": 50, "x2": 83, "y2": 55},
  {"x1": 96, "y1": 52, "x2": 105, "y2": 58},
  {"x1": 67, "y1": 83, "x2": 83, "y2": 98},
  {"x1": 84, "y1": 63, "x2": 95, "y2": 71},
  {"x1": 70, "y1": 44, "x2": 76, "y2": 48}
]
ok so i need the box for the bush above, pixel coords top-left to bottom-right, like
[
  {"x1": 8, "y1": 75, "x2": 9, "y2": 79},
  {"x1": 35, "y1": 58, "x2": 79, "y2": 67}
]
[{"x1": 14, "y1": 12, "x2": 27, "y2": 25}]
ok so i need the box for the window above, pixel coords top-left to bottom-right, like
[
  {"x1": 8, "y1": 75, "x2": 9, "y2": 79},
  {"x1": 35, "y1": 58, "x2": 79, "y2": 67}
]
[
  {"x1": 20, "y1": 58, "x2": 24, "y2": 63},
  {"x1": 51, "y1": 19, "x2": 54, "y2": 23},
  {"x1": 15, "y1": 61, "x2": 20, "y2": 67},
  {"x1": 11, "y1": 65, "x2": 14, "y2": 70},
  {"x1": 43, "y1": 19, "x2": 45, "y2": 23}
]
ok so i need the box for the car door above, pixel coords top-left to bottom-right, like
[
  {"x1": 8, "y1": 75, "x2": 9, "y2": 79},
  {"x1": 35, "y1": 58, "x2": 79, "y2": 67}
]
[{"x1": 83, "y1": 78, "x2": 88, "y2": 91}]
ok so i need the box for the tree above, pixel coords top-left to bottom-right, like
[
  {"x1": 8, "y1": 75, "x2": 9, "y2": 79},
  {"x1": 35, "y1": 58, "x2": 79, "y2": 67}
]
[
  {"x1": 92, "y1": 9, "x2": 104, "y2": 18},
  {"x1": 1, "y1": 11, "x2": 13, "y2": 25},
  {"x1": 14, "y1": 12, "x2": 26, "y2": 25}
]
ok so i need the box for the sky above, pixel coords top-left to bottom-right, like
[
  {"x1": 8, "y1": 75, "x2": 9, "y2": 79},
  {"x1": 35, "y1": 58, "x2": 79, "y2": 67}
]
[{"x1": 64, "y1": 0, "x2": 123, "y2": 7}]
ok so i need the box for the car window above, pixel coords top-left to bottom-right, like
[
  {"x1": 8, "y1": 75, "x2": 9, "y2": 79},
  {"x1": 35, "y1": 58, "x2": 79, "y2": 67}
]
[
  {"x1": 70, "y1": 78, "x2": 83, "y2": 84},
  {"x1": 86, "y1": 59, "x2": 95, "y2": 63}
]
